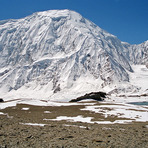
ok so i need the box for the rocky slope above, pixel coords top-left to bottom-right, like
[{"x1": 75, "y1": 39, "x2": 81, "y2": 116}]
[{"x1": 0, "y1": 9, "x2": 147, "y2": 100}]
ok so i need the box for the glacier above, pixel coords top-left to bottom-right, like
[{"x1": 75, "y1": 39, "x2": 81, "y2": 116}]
[{"x1": 0, "y1": 9, "x2": 147, "y2": 101}]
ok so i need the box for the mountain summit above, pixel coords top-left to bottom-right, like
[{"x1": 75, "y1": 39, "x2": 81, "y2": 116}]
[{"x1": 0, "y1": 10, "x2": 147, "y2": 100}]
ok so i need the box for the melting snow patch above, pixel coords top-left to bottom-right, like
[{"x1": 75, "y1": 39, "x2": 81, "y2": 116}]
[
  {"x1": 63, "y1": 124, "x2": 89, "y2": 129},
  {"x1": 0, "y1": 98, "x2": 96, "y2": 109},
  {"x1": 102, "y1": 127, "x2": 114, "y2": 130},
  {"x1": 94, "y1": 120, "x2": 133, "y2": 124},
  {"x1": 0, "y1": 101, "x2": 17, "y2": 109},
  {"x1": 81, "y1": 104, "x2": 148, "y2": 122},
  {"x1": 44, "y1": 111, "x2": 51, "y2": 113},
  {"x1": 21, "y1": 107, "x2": 30, "y2": 110},
  {"x1": 44, "y1": 115, "x2": 94, "y2": 123},
  {"x1": 0, "y1": 113, "x2": 13, "y2": 119},
  {"x1": 44, "y1": 116, "x2": 133, "y2": 124},
  {"x1": 0, "y1": 112, "x2": 5, "y2": 115},
  {"x1": 20, "y1": 123, "x2": 49, "y2": 127},
  {"x1": 102, "y1": 127, "x2": 125, "y2": 131}
]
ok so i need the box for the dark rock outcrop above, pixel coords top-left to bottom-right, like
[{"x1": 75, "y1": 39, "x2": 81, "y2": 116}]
[
  {"x1": 53, "y1": 84, "x2": 61, "y2": 93},
  {"x1": 70, "y1": 92, "x2": 106, "y2": 102},
  {"x1": 0, "y1": 98, "x2": 4, "y2": 102}
]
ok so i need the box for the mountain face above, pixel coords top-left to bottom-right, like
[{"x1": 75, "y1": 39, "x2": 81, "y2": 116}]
[
  {"x1": 0, "y1": 10, "x2": 147, "y2": 100},
  {"x1": 122, "y1": 41, "x2": 148, "y2": 66}
]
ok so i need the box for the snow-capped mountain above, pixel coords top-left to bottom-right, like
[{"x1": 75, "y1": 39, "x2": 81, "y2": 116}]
[{"x1": 0, "y1": 10, "x2": 147, "y2": 101}]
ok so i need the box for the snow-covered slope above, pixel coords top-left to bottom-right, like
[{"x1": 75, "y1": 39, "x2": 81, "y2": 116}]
[
  {"x1": 122, "y1": 41, "x2": 148, "y2": 66},
  {"x1": 0, "y1": 10, "x2": 147, "y2": 101}
]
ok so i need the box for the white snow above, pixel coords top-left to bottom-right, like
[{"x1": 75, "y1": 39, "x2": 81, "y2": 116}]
[
  {"x1": 44, "y1": 115, "x2": 94, "y2": 123},
  {"x1": 21, "y1": 107, "x2": 30, "y2": 110},
  {"x1": 0, "y1": 112, "x2": 13, "y2": 118},
  {"x1": 43, "y1": 115, "x2": 134, "y2": 124},
  {"x1": 19, "y1": 122, "x2": 49, "y2": 127},
  {"x1": 81, "y1": 103, "x2": 148, "y2": 122},
  {"x1": 128, "y1": 65, "x2": 148, "y2": 92},
  {"x1": 94, "y1": 120, "x2": 133, "y2": 124},
  {"x1": 0, "y1": 99, "x2": 147, "y2": 124},
  {"x1": 63, "y1": 124, "x2": 89, "y2": 129},
  {"x1": 0, "y1": 112, "x2": 4, "y2": 115},
  {"x1": 0, "y1": 101, "x2": 18, "y2": 109},
  {"x1": 44, "y1": 111, "x2": 51, "y2": 113},
  {"x1": 0, "y1": 98, "x2": 95, "y2": 109}
]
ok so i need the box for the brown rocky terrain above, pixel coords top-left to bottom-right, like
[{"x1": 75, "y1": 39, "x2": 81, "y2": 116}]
[{"x1": 0, "y1": 103, "x2": 148, "y2": 148}]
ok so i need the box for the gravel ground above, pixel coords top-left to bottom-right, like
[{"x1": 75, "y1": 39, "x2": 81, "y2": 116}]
[{"x1": 0, "y1": 103, "x2": 148, "y2": 148}]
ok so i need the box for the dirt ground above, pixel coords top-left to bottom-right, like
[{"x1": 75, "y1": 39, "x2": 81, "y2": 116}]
[{"x1": 0, "y1": 103, "x2": 148, "y2": 148}]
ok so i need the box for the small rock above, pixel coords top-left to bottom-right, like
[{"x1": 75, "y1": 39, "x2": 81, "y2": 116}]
[
  {"x1": 26, "y1": 135, "x2": 33, "y2": 139},
  {"x1": 86, "y1": 127, "x2": 90, "y2": 130},
  {"x1": 66, "y1": 135, "x2": 74, "y2": 138},
  {"x1": 59, "y1": 137, "x2": 65, "y2": 140},
  {"x1": 96, "y1": 140, "x2": 103, "y2": 143},
  {"x1": 93, "y1": 139, "x2": 103, "y2": 143}
]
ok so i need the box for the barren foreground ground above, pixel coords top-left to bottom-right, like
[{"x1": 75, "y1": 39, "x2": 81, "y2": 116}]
[{"x1": 0, "y1": 102, "x2": 148, "y2": 148}]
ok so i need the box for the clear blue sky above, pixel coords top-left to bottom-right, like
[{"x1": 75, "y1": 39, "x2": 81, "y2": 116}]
[{"x1": 0, "y1": 0, "x2": 148, "y2": 44}]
